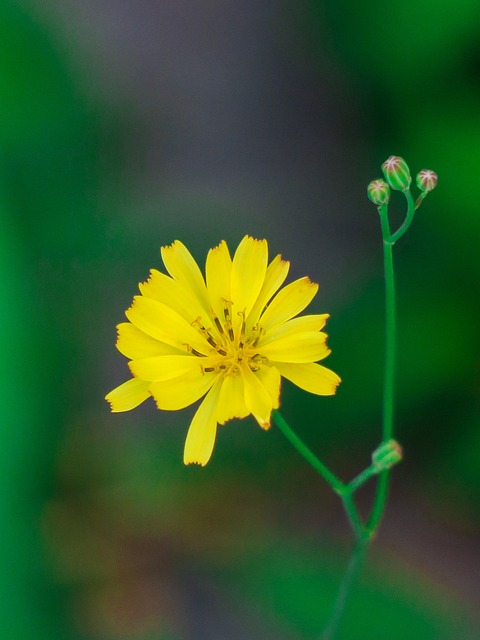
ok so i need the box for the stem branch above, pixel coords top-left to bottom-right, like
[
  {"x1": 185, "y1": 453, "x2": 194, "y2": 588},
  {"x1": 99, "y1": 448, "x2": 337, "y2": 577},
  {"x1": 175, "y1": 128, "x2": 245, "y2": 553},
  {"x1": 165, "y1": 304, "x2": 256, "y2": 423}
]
[
  {"x1": 272, "y1": 410, "x2": 367, "y2": 540},
  {"x1": 389, "y1": 189, "x2": 416, "y2": 243},
  {"x1": 347, "y1": 464, "x2": 378, "y2": 494},
  {"x1": 275, "y1": 183, "x2": 407, "y2": 634}
]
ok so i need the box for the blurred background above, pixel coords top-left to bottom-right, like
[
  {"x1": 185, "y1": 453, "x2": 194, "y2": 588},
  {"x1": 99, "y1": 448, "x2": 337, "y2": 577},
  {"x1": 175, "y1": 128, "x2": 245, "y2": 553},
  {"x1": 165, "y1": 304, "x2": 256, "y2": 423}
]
[{"x1": 1, "y1": 0, "x2": 479, "y2": 638}]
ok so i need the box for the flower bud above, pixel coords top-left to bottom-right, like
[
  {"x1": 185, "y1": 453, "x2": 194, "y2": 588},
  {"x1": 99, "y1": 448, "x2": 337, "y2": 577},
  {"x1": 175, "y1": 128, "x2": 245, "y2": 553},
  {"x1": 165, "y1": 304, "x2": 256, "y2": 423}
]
[
  {"x1": 372, "y1": 439, "x2": 403, "y2": 472},
  {"x1": 416, "y1": 169, "x2": 438, "y2": 193},
  {"x1": 367, "y1": 179, "x2": 391, "y2": 206},
  {"x1": 381, "y1": 156, "x2": 411, "y2": 191}
]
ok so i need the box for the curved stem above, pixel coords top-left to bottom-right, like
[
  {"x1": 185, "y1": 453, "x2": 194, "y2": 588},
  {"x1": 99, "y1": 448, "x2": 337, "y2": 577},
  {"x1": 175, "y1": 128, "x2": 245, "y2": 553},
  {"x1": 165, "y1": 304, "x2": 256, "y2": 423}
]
[{"x1": 389, "y1": 189, "x2": 416, "y2": 244}]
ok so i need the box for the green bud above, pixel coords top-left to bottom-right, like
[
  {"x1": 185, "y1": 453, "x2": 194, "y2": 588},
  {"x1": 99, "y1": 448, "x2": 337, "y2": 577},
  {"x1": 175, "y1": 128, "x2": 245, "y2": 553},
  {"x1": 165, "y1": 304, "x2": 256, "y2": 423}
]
[
  {"x1": 372, "y1": 439, "x2": 403, "y2": 472},
  {"x1": 367, "y1": 179, "x2": 391, "y2": 206},
  {"x1": 416, "y1": 169, "x2": 438, "y2": 193},
  {"x1": 381, "y1": 156, "x2": 411, "y2": 191}
]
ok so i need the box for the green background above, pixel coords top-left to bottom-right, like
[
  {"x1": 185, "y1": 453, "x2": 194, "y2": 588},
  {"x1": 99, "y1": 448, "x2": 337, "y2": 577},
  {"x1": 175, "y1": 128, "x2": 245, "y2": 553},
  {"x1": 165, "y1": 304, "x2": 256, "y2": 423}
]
[{"x1": 1, "y1": 0, "x2": 479, "y2": 638}]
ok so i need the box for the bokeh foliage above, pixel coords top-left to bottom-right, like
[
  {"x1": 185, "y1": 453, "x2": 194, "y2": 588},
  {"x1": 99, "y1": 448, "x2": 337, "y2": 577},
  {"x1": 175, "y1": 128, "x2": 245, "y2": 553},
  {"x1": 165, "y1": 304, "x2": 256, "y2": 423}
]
[{"x1": 1, "y1": 0, "x2": 479, "y2": 638}]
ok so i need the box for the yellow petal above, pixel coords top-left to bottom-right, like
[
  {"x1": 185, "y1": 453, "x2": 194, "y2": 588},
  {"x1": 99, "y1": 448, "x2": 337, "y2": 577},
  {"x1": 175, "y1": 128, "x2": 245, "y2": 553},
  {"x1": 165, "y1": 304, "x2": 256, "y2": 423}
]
[
  {"x1": 126, "y1": 296, "x2": 209, "y2": 354},
  {"x1": 161, "y1": 240, "x2": 210, "y2": 311},
  {"x1": 275, "y1": 362, "x2": 341, "y2": 395},
  {"x1": 129, "y1": 354, "x2": 201, "y2": 381},
  {"x1": 259, "y1": 331, "x2": 330, "y2": 363},
  {"x1": 259, "y1": 314, "x2": 329, "y2": 347},
  {"x1": 183, "y1": 379, "x2": 223, "y2": 466},
  {"x1": 260, "y1": 277, "x2": 318, "y2": 332},
  {"x1": 206, "y1": 240, "x2": 232, "y2": 320},
  {"x1": 105, "y1": 378, "x2": 150, "y2": 412},
  {"x1": 252, "y1": 413, "x2": 271, "y2": 429},
  {"x1": 216, "y1": 374, "x2": 249, "y2": 424},
  {"x1": 116, "y1": 323, "x2": 183, "y2": 359},
  {"x1": 140, "y1": 269, "x2": 208, "y2": 323},
  {"x1": 231, "y1": 236, "x2": 268, "y2": 326},
  {"x1": 247, "y1": 253, "x2": 290, "y2": 329},
  {"x1": 255, "y1": 365, "x2": 281, "y2": 410},
  {"x1": 241, "y1": 362, "x2": 272, "y2": 427},
  {"x1": 149, "y1": 369, "x2": 218, "y2": 410}
]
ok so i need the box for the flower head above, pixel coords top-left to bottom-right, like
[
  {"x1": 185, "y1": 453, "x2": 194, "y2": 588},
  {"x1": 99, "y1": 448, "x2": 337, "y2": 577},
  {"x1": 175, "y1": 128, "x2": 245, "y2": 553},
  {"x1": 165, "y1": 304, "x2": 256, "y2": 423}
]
[{"x1": 106, "y1": 236, "x2": 341, "y2": 466}]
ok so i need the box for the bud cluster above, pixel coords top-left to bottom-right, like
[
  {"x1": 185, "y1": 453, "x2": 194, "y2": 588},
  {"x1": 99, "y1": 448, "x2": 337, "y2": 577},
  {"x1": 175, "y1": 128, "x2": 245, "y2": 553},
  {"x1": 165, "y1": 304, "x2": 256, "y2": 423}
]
[{"x1": 367, "y1": 155, "x2": 437, "y2": 212}]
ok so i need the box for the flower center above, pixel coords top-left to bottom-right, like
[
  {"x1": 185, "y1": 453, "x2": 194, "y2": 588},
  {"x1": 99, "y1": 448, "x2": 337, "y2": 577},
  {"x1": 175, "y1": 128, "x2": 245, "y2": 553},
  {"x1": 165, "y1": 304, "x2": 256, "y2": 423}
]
[{"x1": 191, "y1": 302, "x2": 268, "y2": 377}]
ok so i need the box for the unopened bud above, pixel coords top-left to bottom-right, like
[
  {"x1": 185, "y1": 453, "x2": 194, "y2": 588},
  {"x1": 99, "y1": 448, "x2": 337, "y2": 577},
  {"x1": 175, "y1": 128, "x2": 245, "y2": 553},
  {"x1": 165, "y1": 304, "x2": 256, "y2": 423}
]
[
  {"x1": 416, "y1": 169, "x2": 438, "y2": 193},
  {"x1": 381, "y1": 156, "x2": 411, "y2": 192},
  {"x1": 367, "y1": 179, "x2": 391, "y2": 206},
  {"x1": 372, "y1": 439, "x2": 403, "y2": 472}
]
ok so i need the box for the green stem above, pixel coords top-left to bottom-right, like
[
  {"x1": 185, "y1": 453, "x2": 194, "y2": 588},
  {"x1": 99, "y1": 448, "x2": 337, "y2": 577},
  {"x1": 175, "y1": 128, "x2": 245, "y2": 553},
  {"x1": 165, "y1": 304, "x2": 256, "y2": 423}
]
[
  {"x1": 272, "y1": 410, "x2": 345, "y2": 495},
  {"x1": 347, "y1": 464, "x2": 378, "y2": 494},
  {"x1": 320, "y1": 538, "x2": 368, "y2": 640},
  {"x1": 389, "y1": 189, "x2": 416, "y2": 244},
  {"x1": 275, "y1": 189, "x2": 406, "y2": 630},
  {"x1": 366, "y1": 204, "x2": 396, "y2": 533},
  {"x1": 272, "y1": 410, "x2": 366, "y2": 540},
  {"x1": 379, "y1": 206, "x2": 395, "y2": 443},
  {"x1": 341, "y1": 492, "x2": 367, "y2": 541}
]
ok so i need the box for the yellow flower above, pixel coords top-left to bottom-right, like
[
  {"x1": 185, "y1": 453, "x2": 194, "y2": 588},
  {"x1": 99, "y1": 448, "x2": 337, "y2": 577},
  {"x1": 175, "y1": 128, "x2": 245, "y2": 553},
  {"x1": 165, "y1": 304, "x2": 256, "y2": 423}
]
[{"x1": 106, "y1": 236, "x2": 341, "y2": 466}]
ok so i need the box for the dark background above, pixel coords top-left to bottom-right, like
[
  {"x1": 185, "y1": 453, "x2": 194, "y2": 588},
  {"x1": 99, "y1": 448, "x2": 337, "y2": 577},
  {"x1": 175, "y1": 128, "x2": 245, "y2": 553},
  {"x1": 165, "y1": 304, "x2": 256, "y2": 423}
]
[{"x1": 1, "y1": 1, "x2": 479, "y2": 638}]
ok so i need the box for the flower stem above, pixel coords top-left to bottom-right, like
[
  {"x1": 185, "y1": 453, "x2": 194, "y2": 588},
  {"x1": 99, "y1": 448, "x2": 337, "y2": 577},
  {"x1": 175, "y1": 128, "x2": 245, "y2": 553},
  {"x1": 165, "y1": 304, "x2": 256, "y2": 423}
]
[
  {"x1": 379, "y1": 205, "x2": 395, "y2": 443},
  {"x1": 272, "y1": 410, "x2": 345, "y2": 495},
  {"x1": 347, "y1": 464, "x2": 378, "y2": 494},
  {"x1": 272, "y1": 410, "x2": 367, "y2": 540},
  {"x1": 320, "y1": 537, "x2": 368, "y2": 640},
  {"x1": 389, "y1": 189, "x2": 416, "y2": 244},
  {"x1": 366, "y1": 203, "x2": 396, "y2": 534},
  {"x1": 341, "y1": 492, "x2": 367, "y2": 541},
  {"x1": 275, "y1": 185, "x2": 407, "y2": 634}
]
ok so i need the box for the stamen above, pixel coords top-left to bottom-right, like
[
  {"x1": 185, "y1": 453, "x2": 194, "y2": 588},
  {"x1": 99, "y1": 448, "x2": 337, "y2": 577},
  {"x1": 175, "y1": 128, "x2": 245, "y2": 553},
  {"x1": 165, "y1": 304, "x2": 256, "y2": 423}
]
[
  {"x1": 217, "y1": 348, "x2": 227, "y2": 356},
  {"x1": 185, "y1": 344, "x2": 206, "y2": 357},
  {"x1": 214, "y1": 316, "x2": 225, "y2": 334},
  {"x1": 238, "y1": 310, "x2": 246, "y2": 331},
  {"x1": 237, "y1": 310, "x2": 246, "y2": 347},
  {"x1": 222, "y1": 302, "x2": 235, "y2": 341},
  {"x1": 249, "y1": 353, "x2": 270, "y2": 371},
  {"x1": 251, "y1": 325, "x2": 265, "y2": 347},
  {"x1": 191, "y1": 317, "x2": 204, "y2": 329},
  {"x1": 206, "y1": 335, "x2": 218, "y2": 348},
  {"x1": 192, "y1": 316, "x2": 220, "y2": 349}
]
